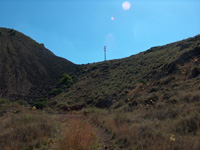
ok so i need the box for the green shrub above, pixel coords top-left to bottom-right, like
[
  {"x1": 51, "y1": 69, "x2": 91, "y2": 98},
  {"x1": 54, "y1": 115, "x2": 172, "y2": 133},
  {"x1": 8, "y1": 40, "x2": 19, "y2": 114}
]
[
  {"x1": 0, "y1": 98, "x2": 11, "y2": 104},
  {"x1": 33, "y1": 98, "x2": 47, "y2": 109},
  {"x1": 58, "y1": 103, "x2": 69, "y2": 111},
  {"x1": 40, "y1": 43, "x2": 44, "y2": 47},
  {"x1": 137, "y1": 79, "x2": 146, "y2": 84},
  {"x1": 8, "y1": 29, "x2": 16, "y2": 36},
  {"x1": 58, "y1": 73, "x2": 73, "y2": 87},
  {"x1": 72, "y1": 75, "x2": 78, "y2": 83},
  {"x1": 50, "y1": 88, "x2": 63, "y2": 96}
]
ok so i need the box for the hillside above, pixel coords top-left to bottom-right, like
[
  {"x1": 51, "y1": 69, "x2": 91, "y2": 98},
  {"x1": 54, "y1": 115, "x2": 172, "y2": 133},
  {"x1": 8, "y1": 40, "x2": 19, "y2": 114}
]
[
  {"x1": 50, "y1": 35, "x2": 200, "y2": 111},
  {"x1": 46, "y1": 35, "x2": 200, "y2": 149},
  {"x1": 0, "y1": 28, "x2": 200, "y2": 149},
  {"x1": 0, "y1": 28, "x2": 78, "y2": 102}
]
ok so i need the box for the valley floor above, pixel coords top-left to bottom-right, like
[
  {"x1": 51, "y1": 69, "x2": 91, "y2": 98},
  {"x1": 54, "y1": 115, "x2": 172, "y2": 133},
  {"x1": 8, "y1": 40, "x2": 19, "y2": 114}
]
[
  {"x1": 47, "y1": 112, "x2": 117, "y2": 150},
  {"x1": 0, "y1": 99, "x2": 200, "y2": 150}
]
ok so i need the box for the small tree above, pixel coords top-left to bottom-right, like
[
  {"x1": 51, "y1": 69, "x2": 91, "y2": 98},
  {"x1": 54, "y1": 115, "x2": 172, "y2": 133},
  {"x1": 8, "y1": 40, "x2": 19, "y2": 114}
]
[
  {"x1": 58, "y1": 73, "x2": 73, "y2": 87},
  {"x1": 8, "y1": 29, "x2": 16, "y2": 36}
]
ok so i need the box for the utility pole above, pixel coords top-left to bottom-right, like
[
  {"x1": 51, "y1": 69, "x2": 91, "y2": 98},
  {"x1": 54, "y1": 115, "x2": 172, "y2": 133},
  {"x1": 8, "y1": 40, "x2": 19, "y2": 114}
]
[{"x1": 104, "y1": 46, "x2": 106, "y2": 61}]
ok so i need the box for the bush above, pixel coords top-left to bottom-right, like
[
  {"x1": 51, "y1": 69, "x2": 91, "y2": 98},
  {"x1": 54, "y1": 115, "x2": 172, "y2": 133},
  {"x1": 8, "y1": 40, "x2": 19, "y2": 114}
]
[
  {"x1": 153, "y1": 106, "x2": 180, "y2": 120},
  {"x1": 0, "y1": 98, "x2": 11, "y2": 104},
  {"x1": 50, "y1": 88, "x2": 63, "y2": 96},
  {"x1": 40, "y1": 43, "x2": 44, "y2": 47},
  {"x1": 182, "y1": 94, "x2": 200, "y2": 103},
  {"x1": 95, "y1": 98, "x2": 113, "y2": 108},
  {"x1": 138, "y1": 79, "x2": 146, "y2": 85},
  {"x1": 8, "y1": 29, "x2": 16, "y2": 36},
  {"x1": 190, "y1": 66, "x2": 200, "y2": 78},
  {"x1": 175, "y1": 112, "x2": 200, "y2": 135},
  {"x1": 33, "y1": 98, "x2": 47, "y2": 109},
  {"x1": 58, "y1": 73, "x2": 73, "y2": 87},
  {"x1": 72, "y1": 75, "x2": 78, "y2": 83}
]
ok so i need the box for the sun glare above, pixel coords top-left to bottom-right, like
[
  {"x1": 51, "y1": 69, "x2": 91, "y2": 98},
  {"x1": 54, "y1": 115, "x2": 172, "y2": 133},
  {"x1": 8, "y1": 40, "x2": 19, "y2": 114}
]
[{"x1": 122, "y1": 1, "x2": 131, "y2": 10}]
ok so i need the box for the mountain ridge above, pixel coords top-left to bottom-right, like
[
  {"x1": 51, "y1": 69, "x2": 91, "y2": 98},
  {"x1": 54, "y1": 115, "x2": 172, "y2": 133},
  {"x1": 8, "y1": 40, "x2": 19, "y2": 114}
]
[
  {"x1": 0, "y1": 28, "x2": 199, "y2": 150},
  {"x1": 0, "y1": 28, "x2": 79, "y2": 101},
  {"x1": 0, "y1": 27, "x2": 199, "y2": 108},
  {"x1": 49, "y1": 34, "x2": 200, "y2": 111}
]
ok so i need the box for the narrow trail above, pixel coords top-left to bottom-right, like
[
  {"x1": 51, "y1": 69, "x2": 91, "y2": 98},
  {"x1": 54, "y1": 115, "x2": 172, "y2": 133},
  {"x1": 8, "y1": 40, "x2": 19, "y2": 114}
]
[
  {"x1": 93, "y1": 125, "x2": 116, "y2": 150},
  {"x1": 48, "y1": 112, "x2": 118, "y2": 150}
]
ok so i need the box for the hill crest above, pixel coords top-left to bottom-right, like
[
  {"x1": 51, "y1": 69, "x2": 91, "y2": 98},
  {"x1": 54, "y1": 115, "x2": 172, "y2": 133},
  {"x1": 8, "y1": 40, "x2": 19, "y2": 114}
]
[
  {"x1": 49, "y1": 34, "x2": 200, "y2": 111},
  {"x1": 0, "y1": 28, "x2": 78, "y2": 101}
]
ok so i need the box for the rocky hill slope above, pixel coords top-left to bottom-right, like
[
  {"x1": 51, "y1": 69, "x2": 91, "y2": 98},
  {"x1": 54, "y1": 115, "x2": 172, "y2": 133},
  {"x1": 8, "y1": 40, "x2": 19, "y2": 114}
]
[
  {"x1": 0, "y1": 28, "x2": 78, "y2": 101},
  {"x1": 50, "y1": 35, "x2": 200, "y2": 111}
]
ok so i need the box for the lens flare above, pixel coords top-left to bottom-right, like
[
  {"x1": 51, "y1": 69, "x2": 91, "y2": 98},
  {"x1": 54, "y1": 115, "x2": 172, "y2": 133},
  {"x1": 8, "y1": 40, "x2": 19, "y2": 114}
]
[{"x1": 122, "y1": 1, "x2": 131, "y2": 10}]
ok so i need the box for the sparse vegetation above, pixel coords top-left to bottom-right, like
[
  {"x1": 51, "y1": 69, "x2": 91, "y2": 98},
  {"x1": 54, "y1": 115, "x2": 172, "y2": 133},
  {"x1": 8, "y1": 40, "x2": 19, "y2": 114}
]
[
  {"x1": 0, "y1": 102, "x2": 56, "y2": 150},
  {"x1": 40, "y1": 43, "x2": 44, "y2": 47},
  {"x1": 57, "y1": 119, "x2": 97, "y2": 150},
  {"x1": 50, "y1": 88, "x2": 63, "y2": 96},
  {"x1": 0, "y1": 28, "x2": 200, "y2": 149},
  {"x1": 0, "y1": 98, "x2": 11, "y2": 104},
  {"x1": 32, "y1": 98, "x2": 47, "y2": 109},
  {"x1": 0, "y1": 27, "x2": 78, "y2": 102},
  {"x1": 58, "y1": 73, "x2": 73, "y2": 87},
  {"x1": 8, "y1": 29, "x2": 16, "y2": 36},
  {"x1": 88, "y1": 100, "x2": 200, "y2": 150},
  {"x1": 51, "y1": 35, "x2": 200, "y2": 112},
  {"x1": 17, "y1": 99, "x2": 29, "y2": 106}
]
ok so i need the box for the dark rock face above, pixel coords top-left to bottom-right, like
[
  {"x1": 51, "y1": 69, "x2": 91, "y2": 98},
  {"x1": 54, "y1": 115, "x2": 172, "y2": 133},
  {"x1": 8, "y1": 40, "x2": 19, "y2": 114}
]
[{"x1": 0, "y1": 28, "x2": 78, "y2": 102}]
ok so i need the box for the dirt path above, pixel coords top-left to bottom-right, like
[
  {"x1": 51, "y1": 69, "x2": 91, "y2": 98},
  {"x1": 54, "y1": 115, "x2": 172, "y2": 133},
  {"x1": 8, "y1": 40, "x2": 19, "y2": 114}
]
[
  {"x1": 93, "y1": 125, "x2": 117, "y2": 150},
  {"x1": 48, "y1": 112, "x2": 118, "y2": 150}
]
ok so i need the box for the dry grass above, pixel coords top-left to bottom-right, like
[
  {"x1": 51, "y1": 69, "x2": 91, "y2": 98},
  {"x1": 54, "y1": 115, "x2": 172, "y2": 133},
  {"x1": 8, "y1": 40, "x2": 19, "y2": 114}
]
[
  {"x1": 57, "y1": 119, "x2": 97, "y2": 150},
  {"x1": 0, "y1": 102, "x2": 56, "y2": 150},
  {"x1": 88, "y1": 99, "x2": 200, "y2": 150},
  {"x1": 0, "y1": 101, "x2": 98, "y2": 150}
]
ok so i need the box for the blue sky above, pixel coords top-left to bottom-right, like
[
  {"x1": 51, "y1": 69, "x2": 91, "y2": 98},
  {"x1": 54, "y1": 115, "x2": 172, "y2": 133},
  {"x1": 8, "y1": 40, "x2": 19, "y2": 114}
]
[{"x1": 0, "y1": 0, "x2": 200, "y2": 64}]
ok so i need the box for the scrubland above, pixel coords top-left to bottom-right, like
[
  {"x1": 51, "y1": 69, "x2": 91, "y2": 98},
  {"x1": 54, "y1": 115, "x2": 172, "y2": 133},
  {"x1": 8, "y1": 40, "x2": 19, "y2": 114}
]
[
  {"x1": 0, "y1": 99, "x2": 98, "y2": 150},
  {"x1": 1, "y1": 93, "x2": 200, "y2": 150},
  {"x1": 85, "y1": 98, "x2": 200, "y2": 150}
]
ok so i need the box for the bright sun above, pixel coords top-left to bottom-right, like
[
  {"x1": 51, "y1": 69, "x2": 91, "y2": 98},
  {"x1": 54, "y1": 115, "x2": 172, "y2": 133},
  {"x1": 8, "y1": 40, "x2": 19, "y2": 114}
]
[{"x1": 122, "y1": 1, "x2": 131, "y2": 10}]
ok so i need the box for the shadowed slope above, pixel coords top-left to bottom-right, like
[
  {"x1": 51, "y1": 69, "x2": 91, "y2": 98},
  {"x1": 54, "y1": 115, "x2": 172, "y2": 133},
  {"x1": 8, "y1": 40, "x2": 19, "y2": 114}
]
[{"x1": 0, "y1": 28, "x2": 78, "y2": 101}]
